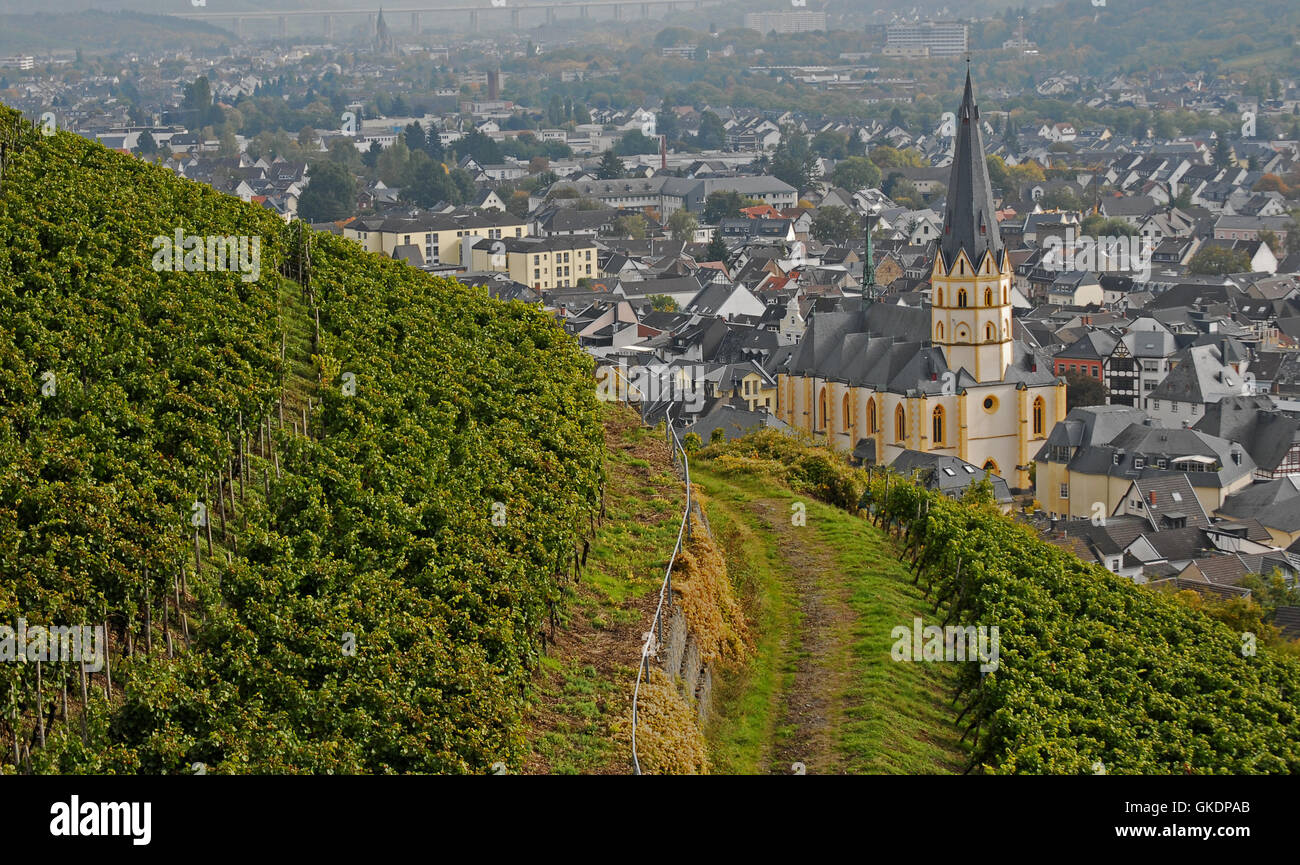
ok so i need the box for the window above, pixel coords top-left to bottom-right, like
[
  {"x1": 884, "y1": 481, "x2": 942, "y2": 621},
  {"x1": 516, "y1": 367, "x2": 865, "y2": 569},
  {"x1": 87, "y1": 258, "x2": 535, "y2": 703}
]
[
  {"x1": 984, "y1": 288, "x2": 993, "y2": 306},
  {"x1": 958, "y1": 288, "x2": 968, "y2": 308},
  {"x1": 937, "y1": 322, "x2": 945, "y2": 340},
  {"x1": 1171, "y1": 402, "x2": 1178, "y2": 413},
  {"x1": 1134, "y1": 457, "x2": 1145, "y2": 469},
  {"x1": 895, "y1": 404, "x2": 906, "y2": 442},
  {"x1": 932, "y1": 406, "x2": 945, "y2": 445},
  {"x1": 1152, "y1": 400, "x2": 1160, "y2": 410},
  {"x1": 1032, "y1": 397, "x2": 1044, "y2": 436},
  {"x1": 818, "y1": 387, "x2": 828, "y2": 431},
  {"x1": 1157, "y1": 458, "x2": 1167, "y2": 469},
  {"x1": 1232, "y1": 451, "x2": 1242, "y2": 466},
  {"x1": 868, "y1": 398, "x2": 877, "y2": 433},
  {"x1": 1060, "y1": 483, "x2": 1069, "y2": 498},
  {"x1": 937, "y1": 288, "x2": 944, "y2": 306}
]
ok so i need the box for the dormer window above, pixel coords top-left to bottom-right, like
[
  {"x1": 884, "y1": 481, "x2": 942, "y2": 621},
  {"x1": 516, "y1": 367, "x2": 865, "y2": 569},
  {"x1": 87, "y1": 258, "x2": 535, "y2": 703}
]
[{"x1": 1134, "y1": 456, "x2": 1146, "y2": 469}]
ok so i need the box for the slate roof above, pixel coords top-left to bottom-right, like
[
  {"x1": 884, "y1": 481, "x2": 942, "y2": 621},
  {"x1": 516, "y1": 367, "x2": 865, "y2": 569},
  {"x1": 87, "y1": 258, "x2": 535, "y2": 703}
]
[
  {"x1": 1040, "y1": 406, "x2": 1148, "y2": 452},
  {"x1": 939, "y1": 70, "x2": 1005, "y2": 270},
  {"x1": 1148, "y1": 344, "x2": 1248, "y2": 404},
  {"x1": 1128, "y1": 474, "x2": 1210, "y2": 529},
  {"x1": 1273, "y1": 607, "x2": 1300, "y2": 641},
  {"x1": 684, "y1": 400, "x2": 790, "y2": 444},
  {"x1": 1040, "y1": 420, "x2": 1256, "y2": 490},
  {"x1": 1218, "y1": 477, "x2": 1300, "y2": 533},
  {"x1": 1148, "y1": 576, "x2": 1252, "y2": 600},
  {"x1": 889, "y1": 449, "x2": 1013, "y2": 503},
  {"x1": 1193, "y1": 395, "x2": 1300, "y2": 474}
]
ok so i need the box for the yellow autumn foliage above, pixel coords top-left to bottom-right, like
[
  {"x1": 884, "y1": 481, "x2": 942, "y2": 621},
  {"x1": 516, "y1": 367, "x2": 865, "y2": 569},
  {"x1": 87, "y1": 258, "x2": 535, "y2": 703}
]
[
  {"x1": 622, "y1": 668, "x2": 709, "y2": 775},
  {"x1": 672, "y1": 510, "x2": 750, "y2": 668}
]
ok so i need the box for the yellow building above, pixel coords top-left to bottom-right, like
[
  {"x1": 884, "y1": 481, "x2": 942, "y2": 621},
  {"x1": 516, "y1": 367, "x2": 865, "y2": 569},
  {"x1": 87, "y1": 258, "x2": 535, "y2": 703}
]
[
  {"x1": 343, "y1": 210, "x2": 529, "y2": 267},
  {"x1": 776, "y1": 71, "x2": 1065, "y2": 491},
  {"x1": 469, "y1": 236, "x2": 599, "y2": 290},
  {"x1": 1036, "y1": 407, "x2": 1257, "y2": 520},
  {"x1": 706, "y1": 363, "x2": 778, "y2": 412}
]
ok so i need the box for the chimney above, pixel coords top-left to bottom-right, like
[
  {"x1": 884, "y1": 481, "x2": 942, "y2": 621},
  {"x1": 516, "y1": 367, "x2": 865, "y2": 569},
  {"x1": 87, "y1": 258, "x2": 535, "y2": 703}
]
[
  {"x1": 660, "y1": 134, "x2": 667, "y2": 172},
  {"x1": 1148, "y1": 490, "x2": 1157, "y2": 505}
]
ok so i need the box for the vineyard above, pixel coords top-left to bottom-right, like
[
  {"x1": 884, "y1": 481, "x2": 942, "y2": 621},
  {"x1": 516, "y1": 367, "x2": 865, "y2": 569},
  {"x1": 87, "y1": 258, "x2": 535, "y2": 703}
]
[
  {"x1": 863, "y1": 471, "x2": 1300, "y2": 774},
  {"x1": 0, "y1": 104, "x2": 604, "y2": 773}
]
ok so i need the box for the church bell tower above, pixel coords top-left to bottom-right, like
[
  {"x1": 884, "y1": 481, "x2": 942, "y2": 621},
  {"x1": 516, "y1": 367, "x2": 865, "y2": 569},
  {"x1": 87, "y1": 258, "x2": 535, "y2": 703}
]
[{"x1": 931, "y1": 69, "x2": 1014, "y2": 383}]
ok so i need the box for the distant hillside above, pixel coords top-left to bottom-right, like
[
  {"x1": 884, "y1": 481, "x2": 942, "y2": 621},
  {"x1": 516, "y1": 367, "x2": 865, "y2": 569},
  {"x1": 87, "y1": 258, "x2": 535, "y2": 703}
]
[
  {"x1": 1026, "y1": 0, "x2": 1300, "y2": 76},
  {"x1": 0, "y1": 11, "x2": 232, "y2": 53}
]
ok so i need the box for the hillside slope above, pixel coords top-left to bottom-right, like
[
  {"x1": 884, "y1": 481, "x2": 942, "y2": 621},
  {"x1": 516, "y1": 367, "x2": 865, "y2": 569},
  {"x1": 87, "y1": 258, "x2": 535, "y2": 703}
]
[{"x1": 0, "y1": 106, "x2": 603, "y2": 773}]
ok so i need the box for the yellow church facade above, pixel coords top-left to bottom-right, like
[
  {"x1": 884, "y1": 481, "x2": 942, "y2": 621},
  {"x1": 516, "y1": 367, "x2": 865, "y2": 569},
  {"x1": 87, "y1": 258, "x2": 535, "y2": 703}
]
[{"x1": 775, "y1": 70, "x2": 1066, "y2": 491}]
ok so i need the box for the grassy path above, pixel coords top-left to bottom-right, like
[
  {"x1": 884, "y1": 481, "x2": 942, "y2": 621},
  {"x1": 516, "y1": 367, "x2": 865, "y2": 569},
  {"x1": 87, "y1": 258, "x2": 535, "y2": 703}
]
[{"x1": 694, "y1": 464, "x2": 968, "y2": 775}]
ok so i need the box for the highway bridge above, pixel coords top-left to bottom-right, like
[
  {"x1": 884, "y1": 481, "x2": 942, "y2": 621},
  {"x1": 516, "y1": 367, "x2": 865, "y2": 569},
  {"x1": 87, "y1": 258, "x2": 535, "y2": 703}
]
[{"x1": 169, "y1": 0, "x2": 724, "y2": 38}]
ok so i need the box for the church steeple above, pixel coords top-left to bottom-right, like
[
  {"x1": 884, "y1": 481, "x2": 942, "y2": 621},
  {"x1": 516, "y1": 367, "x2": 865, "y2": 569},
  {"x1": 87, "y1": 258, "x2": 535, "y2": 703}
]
[{"x1": 939, "y1": 67, "x2": 1003, "y2": 272}]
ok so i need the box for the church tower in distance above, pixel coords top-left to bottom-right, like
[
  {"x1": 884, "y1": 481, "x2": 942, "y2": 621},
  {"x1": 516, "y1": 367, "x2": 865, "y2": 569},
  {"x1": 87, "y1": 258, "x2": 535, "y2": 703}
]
[{"x1": 930, "y1": 69, "x2": 1014, "y2": 384}]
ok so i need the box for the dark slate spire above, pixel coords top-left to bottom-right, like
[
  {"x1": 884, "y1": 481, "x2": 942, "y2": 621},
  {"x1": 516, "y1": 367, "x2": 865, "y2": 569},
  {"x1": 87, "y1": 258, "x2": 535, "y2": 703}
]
[{"x1": 939, "y1": 67, "x2": 1003, "y2": 270}]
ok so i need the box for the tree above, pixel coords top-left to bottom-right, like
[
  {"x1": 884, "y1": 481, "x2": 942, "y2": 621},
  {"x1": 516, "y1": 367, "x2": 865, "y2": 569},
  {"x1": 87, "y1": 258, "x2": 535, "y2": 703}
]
[
  {"x1": 1255, "y1": 174, "x2": 1293, "y2": 197},
  {"x1": 1040, "y1": 187, "x2": 1084, "y2": 211},
  {"x1": 597, "y1": 150, "x2": 624, "y2": 180},
  {"x1": 298, "y1": 161, "x2": 357, "y2": 222},
  {"x1": 883, "y1": 173, "x2": 921, "y2": 209},
  {"x1": 182, "y1": 76, "x2": 218, "y2": 126},
  {"x1": 614, "y1": 130, "x2": 658, "y2": 156},
  {"x1": 137, "y1": 129, "x2": 157, "y2": 155},
  {"x1": 667, "y1": 209, "x2": 698, "y2": 242},
  {"x1": 404, "y1": 121, "x2": 426, "y2": 153},
  {"x1": 771, "y1": 126, "x2": 817, "y2": 193},
  {"x1": 869, "y1": 145, "x2": 924, "y2": 169},
  {"x1": 1259, "y1": 230, "x2": 1282, "y2": 256},
  {"x1": 830, "y1": 156, "x2": 881, "y2": 192},
  {"x1": 810, "y1": 130, "x2": 849, "y2": 160},
  {"x1": 648, "y1": 294, "x2": 679, "y2": 312},
  {"x1": 1189, "y1": 245, "x2": 1252, "y2": 275},
  {"x1": 705, "y1": 232, "x2": 729, "y2": 263},
  {"x1": 456, "y1": 129, "x2": 502, "y2": 165},
  {"x1": 377, "y1": 138, "x2": 412, "y2": 187},
  {"x1": 1080, "y1": 215, "x2": 1136, "y2": 236},
  {"x1": 297, "y1": 126, "x2": 319, "y2": 152},
  {"x1": 611, "y1": 214, "x2": 647, "y2": 239},
  {"x1": 811, "y1": 205, "x2": 860, "y2": 246},
  {"x1": 1214, "y1": 136, "x2": 1234, "y2": 169},
  {"x1": 656, "y1": 97, "x2": 680, "y2": 145},
  {"x1": 696, "y1": 111, "x2": 726, "y2": 150},
  {"x1": 402, "y1": 155, "x2": 459, "y2": 209},
  {"x1": 326, "y1": 138, "x2": 362, "y2": 171},
  {"x1": 1004, "y1": 123, "x2": 1020, "y2": 156},
  {"x1": 1063, "y1": 370, "x2": 1107, "y2": 411},
  {"x1": 703, "y1": 190, "x2": 745, "y2": 223}
]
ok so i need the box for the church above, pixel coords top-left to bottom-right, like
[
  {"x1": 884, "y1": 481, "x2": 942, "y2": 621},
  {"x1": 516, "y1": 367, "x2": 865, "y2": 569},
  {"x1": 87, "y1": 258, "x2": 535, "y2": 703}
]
[{"x1": 776, "y1": 71, "x2": 1065, "y2": 492}]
